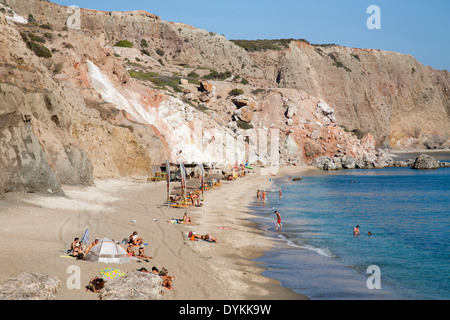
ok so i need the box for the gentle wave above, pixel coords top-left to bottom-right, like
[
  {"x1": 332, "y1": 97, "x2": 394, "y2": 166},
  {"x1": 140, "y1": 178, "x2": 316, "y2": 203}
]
[{"x1": 277, "y1": 234, "x2": 336, "y2": 259}]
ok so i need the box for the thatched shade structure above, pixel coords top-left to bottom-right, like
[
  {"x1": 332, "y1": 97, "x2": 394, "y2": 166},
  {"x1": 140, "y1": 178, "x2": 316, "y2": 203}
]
[
  {"x1": 99, "y1": 271, "x2": 163, "y2": 300},
  {"x1": 0, "y1": 272, "x2": 61, "y2": 300}
]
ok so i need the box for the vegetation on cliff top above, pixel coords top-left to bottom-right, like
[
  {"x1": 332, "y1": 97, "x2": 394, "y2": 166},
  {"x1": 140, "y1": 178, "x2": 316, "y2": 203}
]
[
  {"x1": 230, "y1": 38, "x2": 310, "y2": 52},
  {"x1": 231, "y1": 38, "x2": 342, "y2": 52}
]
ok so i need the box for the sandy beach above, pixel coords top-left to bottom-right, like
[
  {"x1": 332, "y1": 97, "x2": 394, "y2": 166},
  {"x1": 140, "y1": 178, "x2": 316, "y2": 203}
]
[{"x1": 0, "y1": 165, "x2": 311, "y2": 300}]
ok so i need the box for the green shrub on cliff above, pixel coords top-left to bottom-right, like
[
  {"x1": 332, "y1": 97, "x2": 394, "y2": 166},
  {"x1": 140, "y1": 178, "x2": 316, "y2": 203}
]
[
  {"x1": 204, "y1": 69, "x2": 231, "y2": 81},
  {"x1": 228, "y1": 88, "x2": 244, "y2": 96},
  {"x1": 187, "y1": 71, "x2": 200, "y2": 79},
  {"x1": 29, "y1": 33, "x2": 46, "y2": 43},
  {"x1": 328, "y1": 52, "x2": 352, "y2": 72},
  {"x1": 128, "y1": 70, "x2": 182, "y2": 93},
  {"x1": 114, "y1": 40, "x2": 134, "y2": 48},
  {"x1": 27, "y1": 14, "x2": 36, "y2": 23},
  {"x1": 26, "y1": 41, "x2": 52, "y2": 58}
]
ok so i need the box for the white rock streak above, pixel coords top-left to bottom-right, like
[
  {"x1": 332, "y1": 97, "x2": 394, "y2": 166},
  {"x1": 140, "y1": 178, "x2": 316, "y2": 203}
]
[{"x1": 87, "y1": 61, "x2": 251, "y2": 165}]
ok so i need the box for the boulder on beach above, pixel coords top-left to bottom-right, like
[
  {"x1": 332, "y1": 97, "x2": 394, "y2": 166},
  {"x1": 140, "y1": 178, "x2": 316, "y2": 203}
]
[{"x1": 411, "y1": 154, "x2": 440, "y2": 170}]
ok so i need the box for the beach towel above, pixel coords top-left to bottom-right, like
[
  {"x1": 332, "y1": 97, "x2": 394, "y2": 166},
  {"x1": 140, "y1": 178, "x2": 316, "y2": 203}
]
[{"x1": 99, "y1": 268, "x2": 125, "y2": 281}]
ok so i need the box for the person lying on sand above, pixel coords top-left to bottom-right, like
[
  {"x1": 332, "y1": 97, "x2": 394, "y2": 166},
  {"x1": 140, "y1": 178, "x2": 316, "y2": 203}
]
[
  {"x1": 170, "y1": 195, "x2": 182, "y2": 202},
  {"x1": 158, "y1": 267, "x2": 176, "y2": 290},
  {"x1": 167, "y1": 218, "x2": 183, "y2": 224},
  {"x1": 129, "y1": 231, "x2": 143, "y2": 246},
  {"x1": 151, "y1": 267, "x2": 159, "y2": 275},
  {"x1": 167, "y1": 213, "x2": 197, "y2": 225},
  {"x1": 189, "y1": 232, "x2": 217, "y2": 243},
  {"x1": 188, "y1": 231, "x2": 201, "y2": 241},
  {"x1": 201, "y1": 234, "x2": 217, "y2": 243},
  {"x1": 137, "y1": 244, "x2": 153, "y2": 260},
  {"x1": 86, "y1": 277, "x2": 105, "y2": 293},
  {"x1": 143, "y1": 266, "x2": 176, "y2": 290}
]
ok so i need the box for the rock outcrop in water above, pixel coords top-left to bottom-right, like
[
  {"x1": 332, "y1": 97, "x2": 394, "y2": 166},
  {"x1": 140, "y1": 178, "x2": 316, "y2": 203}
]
[
  {"x1": 0, "y1": 0, "x2": 449, "y2": 194},
  {"x1": 410, "y1": 154, "x2": 440, "y2": 170}
]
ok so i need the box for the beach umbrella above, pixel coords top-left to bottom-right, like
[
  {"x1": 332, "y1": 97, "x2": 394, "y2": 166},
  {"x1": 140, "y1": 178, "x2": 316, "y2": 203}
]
[
  {"x1": 180, "y1": 162, "x2": 187, "y2": 202},
  {"x1": 198, "y1": 162, "x2": 205, "y2": 201},
  {"x1": 85, "y1": 238, "x2": 131, "y2": 264},
  {"x1": 80, "y1": 228, "x2": 89, "y2": 246},
  {"x1": 166, "y1": 160, "x2": 171, "y2": 201},
  {"x1": 99, "y1": 268, "x2": 125, "y2": 281}
]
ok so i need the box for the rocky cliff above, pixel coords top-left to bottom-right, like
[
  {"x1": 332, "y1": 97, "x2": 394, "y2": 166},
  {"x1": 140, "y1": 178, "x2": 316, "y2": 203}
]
[
  {"x1": 1, "y1": 0, "x2": 449, "y2": 195},
  {"x1": 245, "y1": 41, "x2": 450, "y2": 149}
]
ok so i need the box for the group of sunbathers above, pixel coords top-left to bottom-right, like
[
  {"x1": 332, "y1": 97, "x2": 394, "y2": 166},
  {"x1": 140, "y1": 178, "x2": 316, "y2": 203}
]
[
  {"x1": 126, "y1": 231, "x2": 152, "y2": 260},
  {"x1": 68, "y1": 237, "x2": 99, "y2": 260},
  {"x1": 167, "y1": 211, "x2": 218, "y2": 243},
  {"x1": 170, "y1": 190, "x2": 204, "y2": 208},
  {"x1": 68, "y1": 231, "x2": 153, "y2": 261}
]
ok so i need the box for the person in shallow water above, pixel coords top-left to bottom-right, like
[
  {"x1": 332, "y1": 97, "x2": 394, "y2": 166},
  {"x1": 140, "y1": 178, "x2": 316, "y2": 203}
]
[
  {"x1": 353, "y1": 225, "x2": 360, "y2": 236},
  {"x1": 275, "y1": 211, "x2": 282, "y2": 230}
]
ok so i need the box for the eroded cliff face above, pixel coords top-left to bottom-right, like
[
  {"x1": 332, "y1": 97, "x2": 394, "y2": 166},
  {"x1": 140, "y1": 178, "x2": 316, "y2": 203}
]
[
  {"x1": 0, "y1": 7, "x2": 168, "y2": 195},
  {"x1": 246, "y1": 41, "x2": 450, "y2": 149},
  {"x1": 5, "y1": 0, "x2": 449, "y2": 150},
  {"x1": 1, "y1": 0, "x2": 449, "y2": 195}
]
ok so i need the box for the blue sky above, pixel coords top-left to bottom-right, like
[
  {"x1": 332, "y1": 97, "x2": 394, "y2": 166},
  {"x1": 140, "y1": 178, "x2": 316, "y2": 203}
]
[{"x1": 52, "y1": 0, "x2": 449, "y2": 71}]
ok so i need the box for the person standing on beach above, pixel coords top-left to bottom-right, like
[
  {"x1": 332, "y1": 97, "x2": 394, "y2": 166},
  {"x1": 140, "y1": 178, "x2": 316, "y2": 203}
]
[
  {"x1": 262, "y1": 190, "x2": 266, "y2": 204},
  {"x1": 279, "y1": 188, "x2": 282, "y2": 199},
  {"x1": 257, "y1": 189, "x2": 261, "y2": 202},
  {"x1": 275, "y1": 211, "x2": 282, "y2": 230}
]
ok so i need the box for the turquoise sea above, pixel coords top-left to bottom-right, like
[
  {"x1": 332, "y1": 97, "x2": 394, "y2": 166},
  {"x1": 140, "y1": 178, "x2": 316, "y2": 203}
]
[{"x1": 251, "y1": 152, "x2": 450, "y2": 300}]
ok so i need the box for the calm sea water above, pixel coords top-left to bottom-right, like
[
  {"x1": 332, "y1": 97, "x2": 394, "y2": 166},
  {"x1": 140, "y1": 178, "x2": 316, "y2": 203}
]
[{"x1": 251, "y1": 153, "x2": 450, "y2": 300}]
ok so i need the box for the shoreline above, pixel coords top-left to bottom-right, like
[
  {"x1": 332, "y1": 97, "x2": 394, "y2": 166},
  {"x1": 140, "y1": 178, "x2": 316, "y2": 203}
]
[
  {"x1": 388, "y1": 148, "x2": 450, "y2": 154},
  {"x1": 191, "y1": 165, "x2": 312, "y2": 300},
  {"x1": 257, "y1": 164, "x2": 450, "y2": 300},
  {"x1": 0, "y1": 165, "x2": 311, "y2": 300}
]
